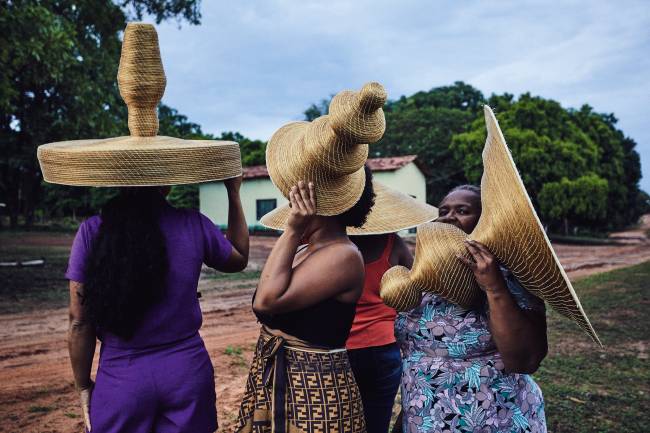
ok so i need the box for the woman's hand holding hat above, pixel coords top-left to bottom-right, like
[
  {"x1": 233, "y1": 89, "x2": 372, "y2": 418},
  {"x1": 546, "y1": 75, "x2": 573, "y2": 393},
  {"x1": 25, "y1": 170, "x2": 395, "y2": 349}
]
[
  {"x1": 457, "y1": 240, "x2": 507, "y2": 294},
  {"x1": 286, "y1": 181, "x2": 316, "y2": 236},
  {"x1": 224, "y1": 174, "x2": 243, "y2": 195}
]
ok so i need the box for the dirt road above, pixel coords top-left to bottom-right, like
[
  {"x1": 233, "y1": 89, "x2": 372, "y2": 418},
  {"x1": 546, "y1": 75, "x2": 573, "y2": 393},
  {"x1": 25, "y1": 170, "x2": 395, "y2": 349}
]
[{"x1": 1, "y1": 218, "x2": 649, "y2": 432}]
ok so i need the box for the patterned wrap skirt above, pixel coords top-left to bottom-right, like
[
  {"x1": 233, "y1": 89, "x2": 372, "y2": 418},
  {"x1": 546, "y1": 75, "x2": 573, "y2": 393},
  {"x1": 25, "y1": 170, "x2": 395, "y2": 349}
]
[{"x1": 234, "y1": 326, "x2": 367, "y2": 433}]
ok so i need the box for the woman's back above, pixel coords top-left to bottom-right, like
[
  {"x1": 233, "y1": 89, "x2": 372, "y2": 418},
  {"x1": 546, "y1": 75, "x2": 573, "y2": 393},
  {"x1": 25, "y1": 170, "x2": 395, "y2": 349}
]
[{"x1": 66, "y1": 202, "x2": 232, "y2": 349}]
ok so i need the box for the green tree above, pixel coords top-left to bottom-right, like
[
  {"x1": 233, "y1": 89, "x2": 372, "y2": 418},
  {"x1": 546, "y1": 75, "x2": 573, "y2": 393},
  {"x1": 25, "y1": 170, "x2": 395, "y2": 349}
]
[
  {"x1": 373, "y1": 82, "x2": 484, "y2": 204},
  {"x1": 219, "y1": 131, "x2": 267, "y2": 167},
  {"x1": 303, "y1": 97, "x2": 331, "y2": 121},
  {"x1": 451, "y1": 93, "x2": 644, "y2": 230},
  {"x1": 538, "y1": 175, "x2": 609, "y2": 234},
  {"x1": 302, "y1": 82, "x2": 485, "y2": 204},
  {"x1": 0, "y1": 0, "x2": 201, "y2": 228}
]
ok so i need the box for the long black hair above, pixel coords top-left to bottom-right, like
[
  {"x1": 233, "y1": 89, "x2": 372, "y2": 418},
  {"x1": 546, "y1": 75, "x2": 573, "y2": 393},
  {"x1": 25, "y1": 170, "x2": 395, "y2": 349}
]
[{"x1": 83, "y1": 188, "x2": 169, "y2": 339}]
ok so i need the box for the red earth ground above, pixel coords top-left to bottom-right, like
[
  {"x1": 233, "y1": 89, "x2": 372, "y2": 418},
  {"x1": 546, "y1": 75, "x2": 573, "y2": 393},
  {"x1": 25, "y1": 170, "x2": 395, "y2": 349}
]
[{"x1": 1, "y1": 216, "x2": 649, "y2": 432}]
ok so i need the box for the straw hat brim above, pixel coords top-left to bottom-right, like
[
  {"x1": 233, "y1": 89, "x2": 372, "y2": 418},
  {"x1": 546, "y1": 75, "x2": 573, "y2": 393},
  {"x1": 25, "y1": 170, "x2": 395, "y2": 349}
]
[
  {"x1": 265, "y1": 120, "x2": 368, "y2": 216},
  {"x1": 37, "y1": 136, "x2": 242, "y2": 186},
  {"x1": 379, "y1": 106, "x2": 600, "y2": 344},
  {"x1": 260, "y1": 181, "x2": 438, "y2": 235},
  {"x1": 476, "y1": 106, "x2": 599, "y2": 343}
]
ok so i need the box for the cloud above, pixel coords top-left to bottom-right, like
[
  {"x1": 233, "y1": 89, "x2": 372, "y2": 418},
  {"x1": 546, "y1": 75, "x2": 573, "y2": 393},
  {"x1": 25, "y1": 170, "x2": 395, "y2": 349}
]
[{"x1": 155, "y1": 0, "x2": 650, "y2": 191}]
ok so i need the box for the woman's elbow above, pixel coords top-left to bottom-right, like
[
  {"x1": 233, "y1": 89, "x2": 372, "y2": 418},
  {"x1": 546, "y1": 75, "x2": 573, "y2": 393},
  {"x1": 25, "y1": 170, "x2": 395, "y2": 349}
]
[
  {"x1": 68, "y1": 308, "x2": 91, "y2": 331},
  {"x1": 503, "y1": 350, "x2": 546, "y2": 374},
  {"x1": 252, "y1": 295, "x2": 277, "y2": 315},
  {"x1": 69, "y1": 317, "x2": 91, "y2": 333},
  {"x1": 220, "y1": 253, "x2": 248, "y2": 273}
]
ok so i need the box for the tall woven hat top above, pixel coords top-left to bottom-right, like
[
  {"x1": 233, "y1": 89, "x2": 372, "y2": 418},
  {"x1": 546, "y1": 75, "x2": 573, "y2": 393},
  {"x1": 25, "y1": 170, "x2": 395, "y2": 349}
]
[
  {"x1": 266, "y1": 82, "x2": 387, "y2": 216},
  {"x1": 37, "y1": 23, "x2": 241, "y2": 186},
  {"x1": 380, "y1": 106, "x2": 600, "y2": 344},
  {"x1": 260, "y1": 181, "x2": 439, "y2": 235}
]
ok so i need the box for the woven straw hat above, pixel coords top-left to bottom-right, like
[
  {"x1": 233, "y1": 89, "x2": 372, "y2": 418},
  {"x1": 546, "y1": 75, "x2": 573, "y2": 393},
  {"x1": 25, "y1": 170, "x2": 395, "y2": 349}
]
[
  {"x1": 265, "y1": 82, "x2": 387, "y2": 216},
  {"x1": 380, "y1": 106, "x2": 600, "y2": 344},
  {"x1": 260, "y1": 181, "x2": 439, "y2": 235},
  {"x1": 37, "y1": 23, "x2": 241, "y2": 186}
]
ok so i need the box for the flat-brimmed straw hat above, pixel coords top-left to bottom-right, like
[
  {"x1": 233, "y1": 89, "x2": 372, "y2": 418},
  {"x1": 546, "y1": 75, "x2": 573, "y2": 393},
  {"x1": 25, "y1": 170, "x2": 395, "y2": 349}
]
[
  {"x1": 265, "y1": 82, "x2": 387, "y2": 216},
  {"x1": 37, "y1": 23, "x2": 241, "y2": 187},
  {"x1": 380, "y1": 106, "x2": 600, "y2": 344},
  {"x1": 260, "y1": 181, "x2": 439, "y2": 235}
]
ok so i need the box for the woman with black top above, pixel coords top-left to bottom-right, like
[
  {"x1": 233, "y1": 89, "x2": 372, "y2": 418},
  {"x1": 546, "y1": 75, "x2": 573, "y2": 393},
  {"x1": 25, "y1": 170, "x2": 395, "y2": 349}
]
[{"x1": 234, "y1": 174, "x2": 374, "y2": 433}]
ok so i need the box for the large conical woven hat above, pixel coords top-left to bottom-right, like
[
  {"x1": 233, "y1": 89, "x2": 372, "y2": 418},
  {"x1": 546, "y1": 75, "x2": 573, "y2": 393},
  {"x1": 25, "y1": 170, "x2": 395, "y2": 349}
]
[
  {"x1": 260, "y1": 181, "x2": 439, "y2": 235},
  {"x1": 380, "y1": 106, "x2": 600, "y2": 344},
  {"x1": 265, "y1": 82, "x2": 387, "y2": 216},
  {"x1": 37, "y1": 23, "x2": 241, "y2": 187}
]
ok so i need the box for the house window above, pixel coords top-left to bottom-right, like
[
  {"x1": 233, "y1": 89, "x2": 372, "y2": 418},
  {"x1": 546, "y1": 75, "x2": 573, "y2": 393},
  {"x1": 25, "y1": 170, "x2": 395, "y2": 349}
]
[{"x1": 256, "y1": 199, "x2": 277, "y2": 220}]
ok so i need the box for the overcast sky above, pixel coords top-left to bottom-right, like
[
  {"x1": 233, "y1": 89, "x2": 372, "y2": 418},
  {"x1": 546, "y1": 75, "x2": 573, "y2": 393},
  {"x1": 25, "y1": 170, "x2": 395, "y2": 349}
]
[{"x1": 155, "y1": 0, "x2": 650, "y2": 192}]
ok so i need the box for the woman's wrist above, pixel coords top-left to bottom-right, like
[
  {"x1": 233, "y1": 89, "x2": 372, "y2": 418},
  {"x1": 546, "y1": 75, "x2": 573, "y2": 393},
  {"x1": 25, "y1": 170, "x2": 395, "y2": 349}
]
[
  {"x1": 75, "y1": 378, "x2": 93, "y2": 391},
  {"x1": 283, "y1": 227, "x2": 303, "y2": 241},
  {"x1": 482, "y1": 281, "x2": 509, "y2": 296},
  {"x1": 226, "y1": 189, "x2": 241, "y2": 200}
]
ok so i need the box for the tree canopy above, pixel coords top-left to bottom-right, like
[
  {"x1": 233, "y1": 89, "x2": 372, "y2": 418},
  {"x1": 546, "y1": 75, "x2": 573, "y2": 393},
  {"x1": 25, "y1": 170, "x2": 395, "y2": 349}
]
[
  {"x1": 304, "y1": 82, "x2": 646, "y2": 232},
  {"x1": 1, "y1": 3, "x2": 645, "y2": 233},
  {"x1": 452, "y1": 93, "x2": 646, "y2": 230},
  {"x1": 0, "y1": 0, "x2": 204, "y2": 225}
]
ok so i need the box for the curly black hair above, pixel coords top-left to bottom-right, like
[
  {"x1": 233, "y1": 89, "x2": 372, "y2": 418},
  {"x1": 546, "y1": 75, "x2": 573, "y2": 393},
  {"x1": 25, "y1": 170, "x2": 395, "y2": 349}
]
[
  {"x1": 336, "y1": 165, "x2": 376, "y2": 228},
  {"x1": 83, "y1": 188, "x2": 169, "y2": 340}
]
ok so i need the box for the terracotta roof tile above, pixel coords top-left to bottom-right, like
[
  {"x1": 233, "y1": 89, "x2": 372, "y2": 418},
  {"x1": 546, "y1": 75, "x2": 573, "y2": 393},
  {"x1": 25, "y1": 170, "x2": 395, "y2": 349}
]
[
  {"x1": 242, "y1": 155, "x2": 417, "y2": 179},
  {"x1": 242, "y1": 165, "x2": 269, "y2": 179},
  {"x1": 366, "y1": 155, "x2": 417, "y2": 171}
]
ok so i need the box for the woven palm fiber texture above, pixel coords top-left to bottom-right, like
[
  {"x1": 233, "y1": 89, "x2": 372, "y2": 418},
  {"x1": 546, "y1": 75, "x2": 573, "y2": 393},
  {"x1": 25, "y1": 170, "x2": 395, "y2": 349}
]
[
  {"x1": 265, "y1": 82, "x2": 386, "y2": 216},
  {"x1": 380, "y1": 106, "x2": 600, "y2": 344},
  {"x1": 260, "y1": 181, "x2": 439, "y2": 235},
  {"x1": 37, "y1": 23, "x2": 241, "y2": 187}
]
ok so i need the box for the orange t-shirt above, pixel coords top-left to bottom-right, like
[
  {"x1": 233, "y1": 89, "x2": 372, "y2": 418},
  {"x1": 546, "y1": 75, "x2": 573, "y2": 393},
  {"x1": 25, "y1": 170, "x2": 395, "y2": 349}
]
[{"x1": 346, "y1": 234, "x2": 398, "y2": 350}]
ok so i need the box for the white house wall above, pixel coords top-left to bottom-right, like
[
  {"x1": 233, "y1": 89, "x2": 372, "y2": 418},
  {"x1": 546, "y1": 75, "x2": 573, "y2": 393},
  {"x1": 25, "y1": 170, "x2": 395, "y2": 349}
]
[
  {"x1": 199, "y1": 178, "x2": 288, "y2": 228},
  {"x1": 373, "y1": 163, "x2": 427, "y2": 203},
  {"x1": 199, "y1": 162, "x2": 428, "y2": 228}
]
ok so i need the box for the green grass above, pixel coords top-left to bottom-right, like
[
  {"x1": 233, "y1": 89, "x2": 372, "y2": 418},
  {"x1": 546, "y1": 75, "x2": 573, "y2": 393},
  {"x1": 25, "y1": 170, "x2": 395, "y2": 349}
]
[
  {"x1": 536, "y1": 261, "x2": 650, "y2": 433},
  {"x1": 27, "y1": 405, "x2": 54, "y2": 413},
  {"x1": 224, "y1": 345, "x2": 248, "y2": 368},
  {"x1": 203, "y1": 270, "x2": 261, "y2": 281},
  {"x1": 224, "y1": 345, "x2": 244, "y2": 356},
  {"x1": 0, "y1": 238, "x2": 71, "y2": 314}
]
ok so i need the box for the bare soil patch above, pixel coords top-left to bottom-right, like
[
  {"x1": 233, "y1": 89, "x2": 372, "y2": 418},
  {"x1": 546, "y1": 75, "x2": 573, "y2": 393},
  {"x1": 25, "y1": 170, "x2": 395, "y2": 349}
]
[{"x1": 1, "y1": 217, "x2": 649, "y2": 432}]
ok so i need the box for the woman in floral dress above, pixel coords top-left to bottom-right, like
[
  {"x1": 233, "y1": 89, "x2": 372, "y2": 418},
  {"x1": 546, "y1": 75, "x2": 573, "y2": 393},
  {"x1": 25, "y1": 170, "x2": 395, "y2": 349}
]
[{"x1": 394, "y1": 185, "x2": 548, "y2": 433}]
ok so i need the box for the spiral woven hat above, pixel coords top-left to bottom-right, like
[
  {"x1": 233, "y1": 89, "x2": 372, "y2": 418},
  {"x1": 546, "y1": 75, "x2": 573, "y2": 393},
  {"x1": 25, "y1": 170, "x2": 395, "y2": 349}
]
[
  {"x1": 260, "y1": 181, "x2": 439, "y2": 235},
  {"x1": 266, "y1": 82, "x2": 387, "y2": 216},
  {"x1": 37, "y1": 23, "x2": 241, "y2": 187},
  {"x1": 380, "y1": 106, "x2": 600, "y2": 344}
]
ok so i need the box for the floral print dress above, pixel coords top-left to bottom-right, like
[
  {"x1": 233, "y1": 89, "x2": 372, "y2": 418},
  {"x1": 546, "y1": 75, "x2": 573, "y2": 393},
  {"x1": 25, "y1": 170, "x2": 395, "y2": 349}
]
[{"x1": 395, "y1": 269, "x2": 547, "y2": 433}]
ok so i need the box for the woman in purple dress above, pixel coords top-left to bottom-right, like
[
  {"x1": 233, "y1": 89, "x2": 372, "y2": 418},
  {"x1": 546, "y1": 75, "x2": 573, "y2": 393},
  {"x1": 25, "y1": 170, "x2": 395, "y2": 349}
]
[
  {"x1": 394, "y1": 185, "x2": 548, "y2": 433},
  {"x1": 66, "y1": 178, "x2": 248, "y2": 433}
]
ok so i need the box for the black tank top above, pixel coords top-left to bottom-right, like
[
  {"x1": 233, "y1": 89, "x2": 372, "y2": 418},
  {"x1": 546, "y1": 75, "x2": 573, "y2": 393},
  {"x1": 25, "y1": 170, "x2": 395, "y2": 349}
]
[{"x1": 254, "y1": 294, "x2": 357, "y2": 348}]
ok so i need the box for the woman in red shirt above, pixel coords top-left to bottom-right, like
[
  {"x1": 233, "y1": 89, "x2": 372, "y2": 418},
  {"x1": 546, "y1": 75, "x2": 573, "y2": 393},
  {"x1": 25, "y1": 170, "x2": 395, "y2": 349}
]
[{"x1": 347, "y1": 183, "x2": 438, "y2": 433}]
